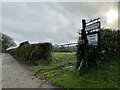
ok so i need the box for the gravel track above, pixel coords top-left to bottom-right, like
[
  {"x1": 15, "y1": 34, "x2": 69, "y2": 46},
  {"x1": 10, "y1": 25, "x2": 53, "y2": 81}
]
[{"x1": 1, "y1": 53, "x2": 57, "y2": 88}]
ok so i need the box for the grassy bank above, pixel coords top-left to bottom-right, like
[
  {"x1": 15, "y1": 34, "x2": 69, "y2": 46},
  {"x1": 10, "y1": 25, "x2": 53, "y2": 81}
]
[{"x1": 27, "y1": 52, "x2": 119, "y2": 88}]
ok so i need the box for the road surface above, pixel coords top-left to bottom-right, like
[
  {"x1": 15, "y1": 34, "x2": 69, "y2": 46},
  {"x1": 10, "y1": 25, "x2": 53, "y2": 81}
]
[{"x1": 1, "y1": 53, "x2": 57, "y2": 88}]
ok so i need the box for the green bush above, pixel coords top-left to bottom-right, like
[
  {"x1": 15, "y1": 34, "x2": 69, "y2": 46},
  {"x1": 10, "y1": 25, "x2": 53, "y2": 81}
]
[
  {"x1": 7, "y1": 42, "x2": 52, "y2": 65},
  {"x1": 101, "y1": 29, "x2": 119, "y2": 58},
  {"x1": 87, "y1": 29, "x2": 120, "y2": 68}
]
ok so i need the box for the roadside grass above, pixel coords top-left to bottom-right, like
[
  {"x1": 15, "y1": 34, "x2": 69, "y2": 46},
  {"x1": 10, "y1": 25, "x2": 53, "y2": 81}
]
[{"x1": 27, "y1": 52, "x2": 119, "y2": 88}]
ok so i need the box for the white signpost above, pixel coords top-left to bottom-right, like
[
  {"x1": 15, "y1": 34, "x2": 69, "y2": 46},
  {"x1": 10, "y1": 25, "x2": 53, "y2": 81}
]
[
  {"x1": 85, "y1": 21, "x2": 100, "y2": 31},
  {"x1": 76, "y1": 18, "x2": 101, "y2": 73},
  {"x1": 87, "y1": 33, "x2": 98, "y2": 46},
  {"x1": 85, "y1": 20, "x2": 100, "y2": 47}
]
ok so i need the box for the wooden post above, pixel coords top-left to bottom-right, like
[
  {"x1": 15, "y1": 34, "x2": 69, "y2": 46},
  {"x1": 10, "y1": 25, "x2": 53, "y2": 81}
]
[
  {"x1": 77, "y1": 19, "x2": 88, "y2": 74},
  {"x1": 82, "y1": 19, "x2": 88, "y2": 69}
]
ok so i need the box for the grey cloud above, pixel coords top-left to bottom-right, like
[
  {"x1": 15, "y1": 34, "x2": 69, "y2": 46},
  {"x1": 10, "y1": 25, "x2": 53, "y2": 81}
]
[{"x1": 2, "y1": 2, "x2": 118, "y2": 44}]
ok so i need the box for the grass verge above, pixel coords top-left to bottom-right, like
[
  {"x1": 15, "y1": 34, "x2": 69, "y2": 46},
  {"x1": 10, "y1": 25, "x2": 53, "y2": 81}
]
[{"x1": 27, "y1": 52, "x2": 119, "y2": 88}]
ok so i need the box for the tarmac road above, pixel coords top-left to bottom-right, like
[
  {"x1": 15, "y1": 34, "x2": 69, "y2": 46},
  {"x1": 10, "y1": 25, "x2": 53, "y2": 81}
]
[{"x1": 1, "y1": 53, "x2": 57, "y2": 88}]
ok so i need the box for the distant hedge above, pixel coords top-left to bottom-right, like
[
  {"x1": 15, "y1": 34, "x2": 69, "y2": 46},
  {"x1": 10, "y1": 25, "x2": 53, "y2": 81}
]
[{"x1": 7, "y1": 41, "x2": 52, "y2": 65}]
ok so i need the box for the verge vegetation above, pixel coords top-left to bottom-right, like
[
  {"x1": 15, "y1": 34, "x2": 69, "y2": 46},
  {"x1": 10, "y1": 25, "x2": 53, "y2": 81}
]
[{"x1": 27, "y1": 52, "x2": 119, "y2": 88}]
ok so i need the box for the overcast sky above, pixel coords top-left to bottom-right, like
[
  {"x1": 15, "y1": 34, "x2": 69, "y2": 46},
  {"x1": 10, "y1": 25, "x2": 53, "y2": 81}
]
[{"x1": 2, "y1": 2, "x2": 118, "y2": 45}]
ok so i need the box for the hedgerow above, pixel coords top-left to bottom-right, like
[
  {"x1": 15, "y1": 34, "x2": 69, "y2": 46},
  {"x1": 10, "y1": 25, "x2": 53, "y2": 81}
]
[
  {"x1": 87, "y1": 29, "x2": 120, "y2": 68},
  {"x1": 7, "y1": 41, "x2": 52, "y2": 65}
]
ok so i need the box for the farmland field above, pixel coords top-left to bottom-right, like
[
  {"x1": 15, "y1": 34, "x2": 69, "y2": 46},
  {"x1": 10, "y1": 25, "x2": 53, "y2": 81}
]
[
  {"x1": 27, "y1": 52, "x2": 119, "y2": 88},
  {"x1": 52, "y1": 52, "x2": 76, "y2": 61}
]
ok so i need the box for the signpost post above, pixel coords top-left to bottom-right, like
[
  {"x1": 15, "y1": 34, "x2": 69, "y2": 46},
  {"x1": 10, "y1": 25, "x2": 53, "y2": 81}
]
[
  {"x1": 77, "y1": 18, "x2": 101, "y2": 75},
  {"x1": 77, "y1": 19, "x2": 88, "y2": 74}
]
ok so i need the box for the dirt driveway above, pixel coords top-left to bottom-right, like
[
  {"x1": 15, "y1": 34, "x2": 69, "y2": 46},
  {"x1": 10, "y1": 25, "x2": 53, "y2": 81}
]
[{"x1": 1, "y1": 53, "x2": 57, "y2": 88}]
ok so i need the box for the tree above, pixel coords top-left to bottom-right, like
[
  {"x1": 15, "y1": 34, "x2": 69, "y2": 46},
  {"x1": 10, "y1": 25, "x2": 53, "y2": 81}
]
[{"x1": 0, "y1": 32, "x2": 16, "y2": 52}]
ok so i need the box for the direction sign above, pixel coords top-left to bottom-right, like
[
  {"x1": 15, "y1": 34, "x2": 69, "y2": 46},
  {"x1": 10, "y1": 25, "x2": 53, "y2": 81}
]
[
  {"x1": 85, "y1": 21, "x2": 100, "y2": 31},
  {"x1": 87, "y1": 33, "x2": 98, "y2": 46}
]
